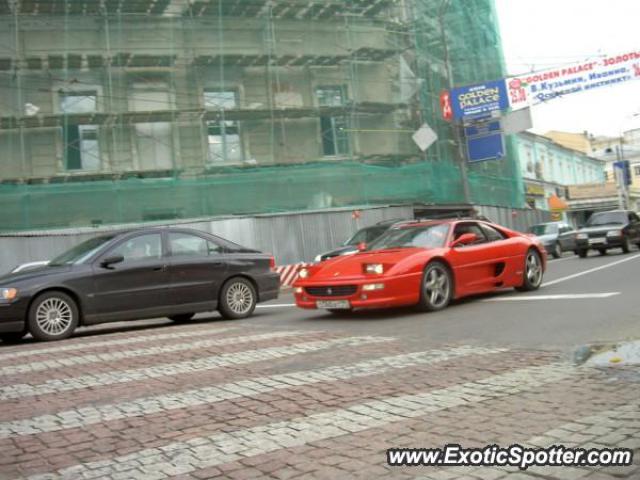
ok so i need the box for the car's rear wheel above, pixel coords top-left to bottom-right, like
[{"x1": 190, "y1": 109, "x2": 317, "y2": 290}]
[
  {"x1": 218, "y1": 277, "x2": 257, "y2": 319},
  {"x1": 516, "y1": 249, "x2": 543, "y2": 292},
  {"x1": 169, "y1": 313, "x2": 195, "y2": 322},
  {"x1": 577, "y1": 249, "x2": 588, "y2": 258},
  {"x1": 552, "y1": 242, "x2": 562, "y2": 259},
  {"x1": 419, "y1": 261, "x2": 452, "y2": 312},
  {"x1": 621, "y1": 236, "x2": 631, "y2": 253},
  {"x1": 0, "y1": 332, "x2": 26, "y2": 344},
  {"x1": 28, "y1": 291, "x2": 79, "y2": 342}
]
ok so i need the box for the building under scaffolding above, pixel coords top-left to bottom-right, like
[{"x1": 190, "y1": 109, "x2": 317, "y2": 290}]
[{"x1": 0, "y1": 0, "x2": 524, "y2": 232}]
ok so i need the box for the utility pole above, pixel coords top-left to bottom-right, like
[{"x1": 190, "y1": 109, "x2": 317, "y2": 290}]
[
  {"x1": 438, "y1": 0, "x2": 471, "y2": 205},
  {"x1": 614, "y1": 144, "x2": 629, "y2": 210}
]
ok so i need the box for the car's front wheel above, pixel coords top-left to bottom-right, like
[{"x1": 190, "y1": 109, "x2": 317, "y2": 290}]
[
  {"x1": 28, "y1": 291, "x2": 79, "y2": 341},
  {"x1": 621, "y1": 236, "x2": 631, "y2": 253},
  {"x1": 419, "y1": 261, "x2": 452, "y2": 312},
  {"x1": 552, "y1": 242, "x2": 562, "y2": 259},
  {"x1": 577, "y1": 249, "x2": 588, "y2": 258},
  {"x1": 516, "y1": 249, "x2": 543, "y2": 291},
  {"x1": 218, "y1": 277, "x2": 257, "y2": 319}
]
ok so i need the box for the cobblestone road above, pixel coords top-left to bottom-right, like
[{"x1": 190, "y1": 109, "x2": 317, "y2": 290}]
[{"x1": 0, "y1": 321, "x2": 638, "y2": 480}]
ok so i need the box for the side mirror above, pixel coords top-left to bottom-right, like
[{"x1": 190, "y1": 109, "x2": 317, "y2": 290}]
[
  {"x1": 451, "y1": 233, "x2": 478, "y2": 248},
  {"x1": 357, "y1": 242, "x2": 367, "y2": 252},
  {"x1": 100, "y1": 255, "x2": 124, "y2": 269}
]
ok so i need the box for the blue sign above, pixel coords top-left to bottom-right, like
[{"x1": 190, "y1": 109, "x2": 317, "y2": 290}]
[
  {"x1": 614, "y1": 160, "x2": 631, "y2": 186},
  {"x1": 464, "y1": 120, "x2": 501, "y2": 137},
  {"x1": 451, "y1": 80, "x2": 509, "y2": 119},
  {"x1": 467, "y1": 133, "x2": 505, "y2": 163}
]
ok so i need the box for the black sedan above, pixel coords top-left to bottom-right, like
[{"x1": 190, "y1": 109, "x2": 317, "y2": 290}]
[
  {"x1": 574, "y1": 210, "x2": 640, "y2": 257},
  {"x1": 0, "y1": 228, "x2": 280, "y2": 342}
]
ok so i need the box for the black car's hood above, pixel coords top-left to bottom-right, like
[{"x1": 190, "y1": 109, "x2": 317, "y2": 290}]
[
  {"x1": 578, "y1": 225, "x2": 625, "y2": 234},
  {"x1": 0, "y1": 265, "x2": 74, "y2": 284}
]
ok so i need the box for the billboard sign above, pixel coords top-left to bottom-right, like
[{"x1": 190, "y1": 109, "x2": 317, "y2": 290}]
[
  {"x1": 507, "y1": 50, "x2": 640, "y2": 108},
  {"x1": 450, "y1": 80, "x2": 509, "y2": 119}
]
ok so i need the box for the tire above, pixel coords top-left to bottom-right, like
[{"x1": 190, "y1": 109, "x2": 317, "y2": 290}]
[
  {"x1": 516, "y1": 249, "x2": 543, "y2": 292},
  {"x1": 0, "y1": 331, "x2": 26, "y2": 344},
  {"x1": 552, "y1": 242, "x2": 562, "y2": 259},
  {"x1": 577, "y1": 249, "x2": 588, "y2": 258},
  {"x1": 218, "y1": 277, "x2": 257, "y2": 319},
  {"x1": 418, "y1": 261, "x2": 452, "y2": 312},
  {"x1": 27, "y1": 291, "x2": 79, "y2": 342},
  {"x1": 598, "y1": 248, "x2": 607, "y2": 256},
  {"x1": 621, "y1": 236, "x2": 631, "y2": 254},
  {"x1": 168, "y1": 313, "x2": 195, "y2": 322}
]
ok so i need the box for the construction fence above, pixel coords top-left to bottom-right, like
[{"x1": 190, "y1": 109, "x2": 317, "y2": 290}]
[{"x1": 0, "y1": 0, "x2": 524, "y2": 233}]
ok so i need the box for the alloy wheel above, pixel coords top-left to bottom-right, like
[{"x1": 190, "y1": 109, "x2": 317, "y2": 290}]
[
  {"x1": 423, "y1": 264, "x2": 450, "y2": 309},
  {"x1": 35, "y1": 297, "x2": 74, "y2": 336},
  {"x1": 225, "y1": 282, "x2": 255, "y2": 315},
  {"x1": 525, "y1": 251, "x2": 543, "y2": 288}
]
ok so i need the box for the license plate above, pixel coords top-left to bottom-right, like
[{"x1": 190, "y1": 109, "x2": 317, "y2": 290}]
[
  {"x1": 589, "y1": 238, "x2": 606, "y2": 245},
  {"x1": 316, "y1": 300, "x2": 351, "y2": 309}
]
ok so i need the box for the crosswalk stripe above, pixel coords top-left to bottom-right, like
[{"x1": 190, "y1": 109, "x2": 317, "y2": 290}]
[
  {"x1": 24, "y1": 363, "x2": 578, "y2": 480},
  {"x1": 0, "y1": 336, "x2": 390, "y2": 401},
  {"x1": 0, "y1": 326, "x2": 237, "y2": 362},
  {"x1": 0, "y1": 331, "x2": 315, "y2": 376},
  {"x1": 0, "y1": 345, "x2": 505, "y2": 437}
]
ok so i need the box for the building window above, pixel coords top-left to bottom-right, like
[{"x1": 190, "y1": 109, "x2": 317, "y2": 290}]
[
  {"x1": 204, "y1": 90, "x2": 242, "y2": 163},
  {"x1": 129, "y1": 85, "x2": 174, "y2": 170},
  {"x1": 59, "y1": 91, "x2": 100, "y2": 171},
  {"x1": 635, "y1": 165, "x2": 640, "y2": 177},
  {"x1": 316, "y1": 86, "x2": 349, "y2": 157}
]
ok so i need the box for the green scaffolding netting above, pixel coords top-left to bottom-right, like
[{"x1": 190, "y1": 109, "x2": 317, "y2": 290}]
[{"x1": 0, "y1": 0, "x2": 524, "y2": 232}]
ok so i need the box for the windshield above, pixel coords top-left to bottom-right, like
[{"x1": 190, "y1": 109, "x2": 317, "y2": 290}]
[
  {"x1": 528, "y1": 224, "x2": 558, "y2": 235},
  {"x1": 586, "y1": 212, "x2": 626, "y2": 227},
  {"x1": 367, "y1": 224, "x2": 449, "y2": 250},
  {"x1": 49, "y1": 235, "x2": 115, "y2": 266},
  {"x1": 344, "y1": 226, "x2": 388, "y2": 246}
]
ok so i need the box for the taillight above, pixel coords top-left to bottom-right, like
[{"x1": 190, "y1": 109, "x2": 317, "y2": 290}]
[{"x1": 269, "y1": 255, "x2": 276, "y2": 271}]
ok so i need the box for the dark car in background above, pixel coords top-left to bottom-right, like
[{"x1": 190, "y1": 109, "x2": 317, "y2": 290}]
[
  {"x1": 527, "y1": 221, "x2": 576, "y2": 258},
  {"x1": 574, "y1": 210, "x2": 640, "y2": 257},
  {"x1": 0, "y1": 228, "x2": 279, "y2": 342},
  {"x1": 314, "y1": 219, "x2": 407, "y2": 263}
]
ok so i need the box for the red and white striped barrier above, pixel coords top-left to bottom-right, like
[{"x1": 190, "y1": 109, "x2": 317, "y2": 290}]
[{"x1": 275, "y1": 263, "x2": 312, "y2": 288}]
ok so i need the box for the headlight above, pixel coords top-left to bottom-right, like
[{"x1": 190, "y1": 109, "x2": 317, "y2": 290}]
[
  {"x1": 314, "y1": 255, "x2": 322, "y2": 263},
  {"x1": 576, "y1": 233, "x2": 588, "y2": 240},
  {"x1": 298, "y1": 268, "x2": 309, "y2": 279},
  {"x1": 364, "y1": 263, "x2": 384, "y2": 275},
  {"x1": 607, "y1": 230, "x2": 622, "y2": 237},
  {"x1": 362, "y1": 283, "x2": 385, "y2": 291},
  {"x1": 0, "y1": 288, "x2": 18, "y2": 301},
  {"x1": 294, "y1": 287, "x2": 304, "y2": 294}
]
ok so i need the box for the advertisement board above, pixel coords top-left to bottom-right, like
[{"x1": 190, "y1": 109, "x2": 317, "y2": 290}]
[
  {"x1": 507, "y1": 50, "x2": 640, "y2": 108},
  {"x1": 450, "y1": 80, "x2": 509, "y2": 119}
]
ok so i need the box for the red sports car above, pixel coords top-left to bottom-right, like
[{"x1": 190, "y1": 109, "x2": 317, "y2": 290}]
[{"x1": 293, "y1": 219, "x2": 547, "y2": 312}]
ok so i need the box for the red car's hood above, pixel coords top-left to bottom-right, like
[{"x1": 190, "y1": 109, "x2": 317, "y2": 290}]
[{"x1": 307, "y1": 247, "x2": 426, "y2": 281}]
